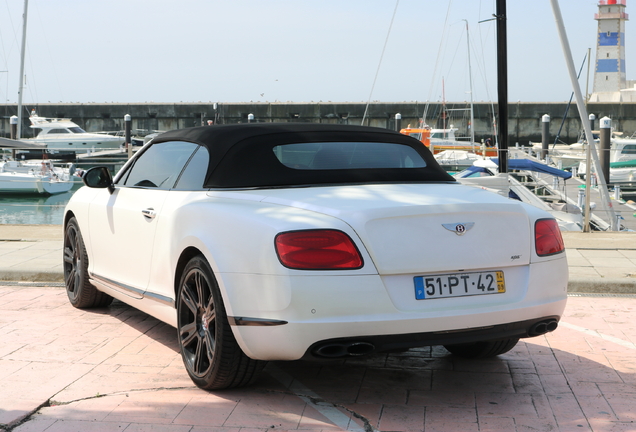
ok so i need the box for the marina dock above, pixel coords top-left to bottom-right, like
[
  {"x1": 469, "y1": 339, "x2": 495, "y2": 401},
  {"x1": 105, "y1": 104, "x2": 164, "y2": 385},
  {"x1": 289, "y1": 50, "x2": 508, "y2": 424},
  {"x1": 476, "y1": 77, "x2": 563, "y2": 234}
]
[{"x1": 509, "y1": 149, "x2": 636, "y2": 231}]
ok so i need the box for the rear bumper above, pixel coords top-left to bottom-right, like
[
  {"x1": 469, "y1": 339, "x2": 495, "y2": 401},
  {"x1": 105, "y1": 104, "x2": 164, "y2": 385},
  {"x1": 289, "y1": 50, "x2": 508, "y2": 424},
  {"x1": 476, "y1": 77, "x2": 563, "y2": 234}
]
[
  {"x1": 229, "y1": 294, "x2": 567, "y2": 360},
  {"x1": 302, "y1": 315, "x2": 560, "y2": 360},
  {"x1": 222, "y1": 257, "x2": 568, "y2": 361}
]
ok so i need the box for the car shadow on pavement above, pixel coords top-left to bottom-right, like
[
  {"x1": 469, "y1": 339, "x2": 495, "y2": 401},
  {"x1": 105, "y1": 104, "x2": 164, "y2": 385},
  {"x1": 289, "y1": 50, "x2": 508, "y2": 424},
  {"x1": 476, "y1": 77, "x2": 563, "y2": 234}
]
[
  {"x1": 97, "y1": 298, "x2": 181, "y2": 352},
  {"x1": 252, "y1": 340, "x2": 636, "y2": 431}
]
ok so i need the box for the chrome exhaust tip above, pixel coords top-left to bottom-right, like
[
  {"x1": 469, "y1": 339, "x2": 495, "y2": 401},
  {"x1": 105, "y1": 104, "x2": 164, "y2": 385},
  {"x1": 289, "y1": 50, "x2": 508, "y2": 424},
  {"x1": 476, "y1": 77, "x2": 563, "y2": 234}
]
[
  {"x1": 313, "y1": 341, "x2": 375, "y2": 358},
  {"x1": 528, "y1": 319, "x2": 559, "y2": 336}
]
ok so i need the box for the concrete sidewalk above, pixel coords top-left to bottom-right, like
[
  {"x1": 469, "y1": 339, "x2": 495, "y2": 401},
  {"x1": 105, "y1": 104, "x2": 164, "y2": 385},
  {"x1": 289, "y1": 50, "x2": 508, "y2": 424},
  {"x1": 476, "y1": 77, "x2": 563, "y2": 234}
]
[
  {"x1": 562, "y1": 231, "x2": 636, "y2": 293},
  {"x1": 1, "y1": 225, "x2": 636, "y2": 293},
  {"x1": 0, "y1": 225, "x2": 63, "y2": 283}
]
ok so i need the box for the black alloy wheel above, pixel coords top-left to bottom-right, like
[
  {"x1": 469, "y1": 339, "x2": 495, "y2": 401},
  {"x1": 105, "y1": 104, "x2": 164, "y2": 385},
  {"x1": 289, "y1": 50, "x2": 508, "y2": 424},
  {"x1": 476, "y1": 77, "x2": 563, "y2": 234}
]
[
  {"x1": 177, "y1": 255, "x2": 265, "y2": 390},
  {"x1": 63, "y1": 217, "x2": 112, "y2": 308}
]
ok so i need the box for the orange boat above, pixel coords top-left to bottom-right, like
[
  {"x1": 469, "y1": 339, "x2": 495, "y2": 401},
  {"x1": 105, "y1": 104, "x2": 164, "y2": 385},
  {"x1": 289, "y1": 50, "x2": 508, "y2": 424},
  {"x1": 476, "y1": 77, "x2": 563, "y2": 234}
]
[{"x1": 400, "y1": 127, "x2": 498, "y2": 157}]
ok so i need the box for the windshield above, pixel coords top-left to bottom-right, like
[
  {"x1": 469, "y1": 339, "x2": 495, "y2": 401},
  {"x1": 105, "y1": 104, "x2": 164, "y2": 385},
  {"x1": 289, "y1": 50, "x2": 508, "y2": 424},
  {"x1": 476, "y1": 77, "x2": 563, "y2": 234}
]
[
  {"x1": 47, "y1": 129, "x2": 70, "y2": 134},
  {"x1": 68, "y1": 127, "x2": 86, "y2": 133}
]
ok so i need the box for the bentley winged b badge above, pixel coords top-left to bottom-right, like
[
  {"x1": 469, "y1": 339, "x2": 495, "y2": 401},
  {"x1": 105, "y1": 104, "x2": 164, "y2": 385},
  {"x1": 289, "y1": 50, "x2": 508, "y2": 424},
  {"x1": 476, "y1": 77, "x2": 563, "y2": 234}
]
[{"x1": 442, "y1": 222, "x2": 475, "y2": 236}]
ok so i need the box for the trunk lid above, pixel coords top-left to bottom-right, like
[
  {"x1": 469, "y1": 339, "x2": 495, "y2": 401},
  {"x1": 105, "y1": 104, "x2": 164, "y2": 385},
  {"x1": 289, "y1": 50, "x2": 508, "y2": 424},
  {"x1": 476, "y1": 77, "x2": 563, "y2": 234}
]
[{"x1": 234, "y1": 183, "x2": 532, "y2": 275}]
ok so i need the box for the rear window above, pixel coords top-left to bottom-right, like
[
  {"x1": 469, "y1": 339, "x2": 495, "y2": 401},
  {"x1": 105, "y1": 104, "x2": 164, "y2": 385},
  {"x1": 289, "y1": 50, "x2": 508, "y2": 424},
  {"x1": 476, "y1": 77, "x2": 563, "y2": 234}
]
[{"x1": 273, "y1": 142, "x2": 426, "y2": 170}]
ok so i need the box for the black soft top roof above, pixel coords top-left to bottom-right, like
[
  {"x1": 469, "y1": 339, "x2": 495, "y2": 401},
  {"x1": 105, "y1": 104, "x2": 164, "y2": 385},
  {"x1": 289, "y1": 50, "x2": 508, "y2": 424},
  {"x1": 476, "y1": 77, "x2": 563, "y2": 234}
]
[{"x1": 152, "y1": 123, "x2": 455, "y2": 188}]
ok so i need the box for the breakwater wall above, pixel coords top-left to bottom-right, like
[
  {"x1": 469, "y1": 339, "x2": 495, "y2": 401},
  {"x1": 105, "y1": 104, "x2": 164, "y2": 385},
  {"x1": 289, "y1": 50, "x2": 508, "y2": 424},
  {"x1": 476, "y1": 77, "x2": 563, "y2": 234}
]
[{"x1": 2, "y1": 102, "x2": 636, "y2": 144}]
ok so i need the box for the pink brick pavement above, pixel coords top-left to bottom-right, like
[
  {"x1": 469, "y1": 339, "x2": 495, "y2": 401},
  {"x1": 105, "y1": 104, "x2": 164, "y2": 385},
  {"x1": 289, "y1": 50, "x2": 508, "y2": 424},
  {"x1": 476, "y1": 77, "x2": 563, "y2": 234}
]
[{"x1": 0, "y1": 286, "x2": 635, "y2": 432}]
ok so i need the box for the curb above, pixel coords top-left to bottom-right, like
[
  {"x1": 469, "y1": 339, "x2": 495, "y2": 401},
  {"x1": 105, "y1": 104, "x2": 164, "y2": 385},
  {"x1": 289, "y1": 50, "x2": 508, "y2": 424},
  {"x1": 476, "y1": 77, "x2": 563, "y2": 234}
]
[
  {"x1": 567, "y1": 278, "x2": 636, "y2": 294},
  {"x1": 0, "y1": 271, "x2": 64, "y2": 283}
]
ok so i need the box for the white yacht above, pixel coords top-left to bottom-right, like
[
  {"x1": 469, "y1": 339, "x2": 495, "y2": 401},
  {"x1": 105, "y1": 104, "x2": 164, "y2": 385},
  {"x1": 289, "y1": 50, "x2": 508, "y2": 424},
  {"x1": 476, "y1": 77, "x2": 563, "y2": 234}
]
[
  {"x1": 535, "y1": 132, "x2": 636, "y2": 170},
  {"x1": 24, "y1": 113, "x2": 125, "y2": 153}
]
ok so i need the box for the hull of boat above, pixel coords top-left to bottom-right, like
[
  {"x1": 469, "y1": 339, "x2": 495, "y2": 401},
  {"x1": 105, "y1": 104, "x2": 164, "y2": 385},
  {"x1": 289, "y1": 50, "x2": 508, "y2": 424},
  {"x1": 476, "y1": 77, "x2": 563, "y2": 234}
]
[
  {"x1": 578, "y1": 161, "x2": 636, "y2": 183},
  {"x1": 25, "y1": 136, "x2": 125, "y2": 153},
  {"x1": 428, "y1": 142, "x2": 498, "y2": 157},
  {"x1": 0, "y1": 173, "x2": 73, "y2": 195}
]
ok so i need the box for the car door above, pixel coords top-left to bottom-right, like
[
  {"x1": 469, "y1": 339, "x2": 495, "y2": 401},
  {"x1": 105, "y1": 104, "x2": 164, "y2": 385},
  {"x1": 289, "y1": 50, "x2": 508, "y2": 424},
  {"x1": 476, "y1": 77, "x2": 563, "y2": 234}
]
[{"x1": 87, "y1": 141, "x2": 199, "y2": 297}]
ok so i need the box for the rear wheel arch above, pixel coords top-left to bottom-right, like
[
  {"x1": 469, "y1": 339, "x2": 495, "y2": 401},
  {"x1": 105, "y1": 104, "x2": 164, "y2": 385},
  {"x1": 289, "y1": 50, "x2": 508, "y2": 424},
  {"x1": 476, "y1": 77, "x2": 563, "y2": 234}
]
[
  {"x1": 63, "y1": 210, "x2": 76, "y2": 228},
  {"x1": 174, "y1": 246, "x2": 204, "y2": 304},
  {"x1": 176, "y1": 253, "x2": 265, "y2": 389}
]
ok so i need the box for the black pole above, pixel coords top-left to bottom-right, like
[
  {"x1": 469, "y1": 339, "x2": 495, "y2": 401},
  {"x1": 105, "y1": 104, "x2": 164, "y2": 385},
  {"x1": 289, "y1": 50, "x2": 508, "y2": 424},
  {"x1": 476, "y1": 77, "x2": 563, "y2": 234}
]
[
  {"x1": 124, "y1": 114, "x2": 132, "y2": 158},
  {"x1": 496, "y1": 0, "x2": 508, "y2": 173}
]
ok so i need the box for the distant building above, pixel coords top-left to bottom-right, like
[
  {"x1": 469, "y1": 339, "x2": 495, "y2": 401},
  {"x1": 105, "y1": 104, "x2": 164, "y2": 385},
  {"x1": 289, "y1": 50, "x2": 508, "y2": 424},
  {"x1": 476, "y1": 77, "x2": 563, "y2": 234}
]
[{"x1": 589, "y1": 0, "x2": 636, "y2": 102}]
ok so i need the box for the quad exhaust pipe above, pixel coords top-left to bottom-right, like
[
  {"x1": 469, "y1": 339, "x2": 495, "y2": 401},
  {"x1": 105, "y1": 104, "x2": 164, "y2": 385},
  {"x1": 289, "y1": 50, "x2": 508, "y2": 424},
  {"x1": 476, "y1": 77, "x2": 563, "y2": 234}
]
[
  {"x1": 313, "y1": 319, "x2": 559, "y2": 357},
  {"x1": 313, "y1": 341, "x2": 375, "y2": 358},
  {"x1": 528, "y1": 319, "x2": 559, "y2": 337}
]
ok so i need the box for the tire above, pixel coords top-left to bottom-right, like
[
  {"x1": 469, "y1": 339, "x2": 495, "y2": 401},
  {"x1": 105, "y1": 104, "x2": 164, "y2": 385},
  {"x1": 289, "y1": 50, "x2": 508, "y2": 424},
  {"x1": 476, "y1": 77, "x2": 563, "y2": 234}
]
[
  {"x1": 177, "y1": 255, "x2": 265, "y2": 390},
  {"x1": 63, "y1": 217, "x2": 113, "y2": 308},
  {"x1": 443, "y1": 338, "x2": 519, "y2": 359}
]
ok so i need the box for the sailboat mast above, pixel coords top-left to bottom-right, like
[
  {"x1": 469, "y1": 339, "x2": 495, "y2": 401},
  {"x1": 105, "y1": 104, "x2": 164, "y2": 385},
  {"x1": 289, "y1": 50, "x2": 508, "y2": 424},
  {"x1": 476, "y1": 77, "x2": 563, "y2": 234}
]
[
  {"x1": 442, "y1": 78, "x2": 446, "y2": 138},
  {"x1": 17, "y1": 0, "x2": 29, "y2": 140},
  {"x1": 464, "y1": 20, "x2": 475, "y2": 148}
]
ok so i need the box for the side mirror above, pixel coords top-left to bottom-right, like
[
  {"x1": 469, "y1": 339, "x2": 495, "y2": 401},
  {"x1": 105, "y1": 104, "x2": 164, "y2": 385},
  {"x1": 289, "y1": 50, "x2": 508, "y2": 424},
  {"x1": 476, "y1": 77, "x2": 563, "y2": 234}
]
[{"x1": 83, "y1": 166, "x2": 115, "y2": 194}]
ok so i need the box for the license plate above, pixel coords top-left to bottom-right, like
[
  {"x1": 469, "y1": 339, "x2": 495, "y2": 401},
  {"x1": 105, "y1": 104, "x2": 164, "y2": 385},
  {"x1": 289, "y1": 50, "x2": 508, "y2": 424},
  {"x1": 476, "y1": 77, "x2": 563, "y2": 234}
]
[{"x1": 414, "y1": 271, "x2": 505, "y2": 300}]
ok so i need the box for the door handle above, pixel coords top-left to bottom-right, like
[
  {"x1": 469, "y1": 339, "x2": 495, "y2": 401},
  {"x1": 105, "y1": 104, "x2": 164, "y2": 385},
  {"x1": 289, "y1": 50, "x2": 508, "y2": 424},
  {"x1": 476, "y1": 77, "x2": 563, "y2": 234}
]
[{"x1": 142, "y1": 208, "x2": 156, "y2": 220}]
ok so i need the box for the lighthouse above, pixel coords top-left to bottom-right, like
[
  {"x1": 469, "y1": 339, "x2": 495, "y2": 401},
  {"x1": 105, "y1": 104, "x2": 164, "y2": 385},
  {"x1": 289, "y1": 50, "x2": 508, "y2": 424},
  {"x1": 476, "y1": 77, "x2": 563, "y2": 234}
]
[{"x1": 590, "y1": 0, "x2": 636, "y2": 102}]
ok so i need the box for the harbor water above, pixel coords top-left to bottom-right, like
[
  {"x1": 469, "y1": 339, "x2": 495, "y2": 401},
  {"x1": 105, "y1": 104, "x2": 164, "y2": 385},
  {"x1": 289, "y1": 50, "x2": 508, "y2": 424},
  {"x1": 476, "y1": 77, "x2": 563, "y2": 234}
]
[{"x1": 0, "y1": 190, "x2": 75, "y2": 225}]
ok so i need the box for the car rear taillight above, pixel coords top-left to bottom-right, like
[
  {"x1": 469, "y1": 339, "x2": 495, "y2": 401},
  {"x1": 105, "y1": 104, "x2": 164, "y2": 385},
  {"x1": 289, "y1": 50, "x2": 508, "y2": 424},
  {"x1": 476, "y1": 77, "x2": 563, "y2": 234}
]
[
  {"x1": 535, "y1": 218, "x2": 565, "y2": 257},
  {"x1": 275, "y1": 229, "x2": 363, "y2": 270}
]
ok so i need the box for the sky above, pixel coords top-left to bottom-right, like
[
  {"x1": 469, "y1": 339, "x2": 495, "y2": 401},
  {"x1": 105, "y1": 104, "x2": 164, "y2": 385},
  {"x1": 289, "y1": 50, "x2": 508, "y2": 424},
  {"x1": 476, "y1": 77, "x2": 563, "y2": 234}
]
[{"x1": 0, "y1": 0, "x2": 633, "y2": 105}]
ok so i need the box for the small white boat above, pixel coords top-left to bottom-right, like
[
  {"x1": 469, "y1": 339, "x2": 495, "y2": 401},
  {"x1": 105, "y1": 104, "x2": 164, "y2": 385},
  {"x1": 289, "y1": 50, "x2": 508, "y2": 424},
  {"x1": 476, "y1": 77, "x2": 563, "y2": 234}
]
[
  {"x1": 578, "y1": 158, "x2": 636, "y2": 184},
  {"x1": 0, "y1": 159, "x2": 76, "y2": 195},
  {"x1": 24, "y1": 113, "x2": 125, "y2": 153},
  {"x1": 539, "y1": 132, "x2": 636, "y2": 171},
  {"x1": 434, "y1": 149, "x2": 483, "y2": 171}
]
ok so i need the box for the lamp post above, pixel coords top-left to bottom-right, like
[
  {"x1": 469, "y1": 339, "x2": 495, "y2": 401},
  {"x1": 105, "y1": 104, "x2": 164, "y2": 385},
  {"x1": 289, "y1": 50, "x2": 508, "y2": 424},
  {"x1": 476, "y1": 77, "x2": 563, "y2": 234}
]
[
  {"x1": 10, "y1": 115, "x2": 18, "y2": 158},
  {"x1": 395, "y1": 113, "x2": 402, "y2": 132},
  {"x1": 599, "y1": 116, "x2": 611, "y2": 187},
  {"x1": 541, "y1": 114, "x2": 550, "y2": 161}
]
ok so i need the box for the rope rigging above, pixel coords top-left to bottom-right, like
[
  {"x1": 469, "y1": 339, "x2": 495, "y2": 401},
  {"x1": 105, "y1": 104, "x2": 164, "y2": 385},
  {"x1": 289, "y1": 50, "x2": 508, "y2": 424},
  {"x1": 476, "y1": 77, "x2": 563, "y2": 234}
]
[{"x1": 361, "y1": 0, "x2": 399, "y2": 126}]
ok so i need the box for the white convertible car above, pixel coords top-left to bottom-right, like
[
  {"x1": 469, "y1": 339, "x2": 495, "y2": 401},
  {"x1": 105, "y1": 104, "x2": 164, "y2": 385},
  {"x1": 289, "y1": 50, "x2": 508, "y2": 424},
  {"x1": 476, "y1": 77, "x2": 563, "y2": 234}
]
[{"x1": 63, "y1": 123, "x2": 568, "y2": 390}]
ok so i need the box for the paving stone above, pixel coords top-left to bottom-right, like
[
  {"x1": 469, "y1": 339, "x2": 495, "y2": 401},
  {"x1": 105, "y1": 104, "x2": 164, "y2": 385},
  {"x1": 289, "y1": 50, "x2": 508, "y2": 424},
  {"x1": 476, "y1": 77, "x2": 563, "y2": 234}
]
[{"x1": 1, "y1": 286, "x2": 636, "y2": 431}]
